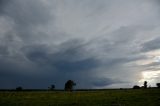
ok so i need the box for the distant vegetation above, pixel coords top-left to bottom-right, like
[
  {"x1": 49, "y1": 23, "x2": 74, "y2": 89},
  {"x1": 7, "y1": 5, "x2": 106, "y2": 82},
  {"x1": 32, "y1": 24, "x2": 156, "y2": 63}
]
[
  {"x1": 157, "y1": 83, "x2": 160, "y2": 88},
  {"x1": 64, "y1": 80, "x2": 76, "y2": 91},
  {"x1": 16, "y1": 86, "x2": 23, "y2": 91},
  {"x1": 48, "y1": 85, "x2": 55, "y2": 91},
  {"x1": 133, "y1": 85, "x2": 140, "y2": 89},
  {"x1": 13, "y1": 80, "x2": 160, "y2": 91},
  {"x1": 1, "y1": 80, "x2": 160, "y2": 105},
  {"x1": 144, "y1": 81, "x2": 147, "y2": 88},
  {"x1": 132, "y1": 81, "x2": 154, "y2": 89}
]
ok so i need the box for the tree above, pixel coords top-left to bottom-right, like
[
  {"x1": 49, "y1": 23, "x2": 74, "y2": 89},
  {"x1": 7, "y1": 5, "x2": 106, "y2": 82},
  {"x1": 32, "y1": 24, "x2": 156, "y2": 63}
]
[
  {"x1": 51, "y1": 85, "x2": 55, "y2": 89},
  {"x1": 48, "y1": 84, "x2": 55, "y2": 91},
  {"x1": 156, "y1": 83, "x2": 160, "y2": 88},
  {"x1": 144, "y1": 81, "x2": 147, "y2": 88},
  {"x1": 64, "y1": 80, "x2": 76, "y2": 91},
  {"x1": 16, "y1": 86, "x2": 23, "y2": 91},
  {"x1": 133, "y1": 85, "x2": 140, "y2": 89}
]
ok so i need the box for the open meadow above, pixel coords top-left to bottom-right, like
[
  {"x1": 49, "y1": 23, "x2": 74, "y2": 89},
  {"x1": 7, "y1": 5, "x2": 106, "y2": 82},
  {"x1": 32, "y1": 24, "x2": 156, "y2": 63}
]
[{"x1": 0, "y1": 89, "x2": 160, "y2": 106}]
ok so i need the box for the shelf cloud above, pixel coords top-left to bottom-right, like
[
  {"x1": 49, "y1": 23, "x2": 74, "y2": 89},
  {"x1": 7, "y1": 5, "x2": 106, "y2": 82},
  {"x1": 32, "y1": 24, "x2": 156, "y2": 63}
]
[{"x1": 0, "y1": 0, "x2": 160, "y2": 89}]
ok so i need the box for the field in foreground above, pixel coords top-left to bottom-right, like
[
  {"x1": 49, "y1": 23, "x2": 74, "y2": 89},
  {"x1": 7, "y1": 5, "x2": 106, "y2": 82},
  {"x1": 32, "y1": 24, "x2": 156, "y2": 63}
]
[{"x1": 0, "y1": 89, "x2": 160, "y2": 106}]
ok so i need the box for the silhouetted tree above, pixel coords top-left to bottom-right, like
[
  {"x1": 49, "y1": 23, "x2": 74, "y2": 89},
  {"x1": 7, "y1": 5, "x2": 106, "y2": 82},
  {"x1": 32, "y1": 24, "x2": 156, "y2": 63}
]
[
  {"x1": 144, "y1": 81, "x2": 147, "y2": 88},
  {"x1": 133, "y1": 85, "x2": 140, "y2": 89},
  {"x1": 156, "y1": 83, "x2": 160, "y2": 88},
  {"x1": 16, "y1": 86, "x2": 23, "y2": 91},
  {"x1": 50, "y1": 85, "x2": 55, "y2": 90},
  {"x1": 51, "y1": 85, "x2": 55, "y2": 89},
  {"x1": 65, "y1": 80, "x2": 76, "y2": 91},
  {"x1": 48, "y1": 85, "x2": 55, "y2": 91}
]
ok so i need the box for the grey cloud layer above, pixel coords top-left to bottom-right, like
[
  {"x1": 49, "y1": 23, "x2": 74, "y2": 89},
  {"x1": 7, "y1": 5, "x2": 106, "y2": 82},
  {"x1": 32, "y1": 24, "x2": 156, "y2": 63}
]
[{"x1": 0, "y1": 0, "x2": 160, "y2": 89}]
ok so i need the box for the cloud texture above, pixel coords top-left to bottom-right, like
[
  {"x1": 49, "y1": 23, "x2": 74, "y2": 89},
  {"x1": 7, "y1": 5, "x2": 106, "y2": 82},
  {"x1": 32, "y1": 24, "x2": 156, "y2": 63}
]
[{"x1": 0, "y1": 0, "x2": 160, "y2": 89}]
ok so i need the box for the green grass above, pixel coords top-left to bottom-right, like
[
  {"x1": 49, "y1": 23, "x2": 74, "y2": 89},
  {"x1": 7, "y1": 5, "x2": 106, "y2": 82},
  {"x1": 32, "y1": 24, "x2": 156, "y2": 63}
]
[{"x1": 0, "y1": 89, "x2": 160, "y2": 106}]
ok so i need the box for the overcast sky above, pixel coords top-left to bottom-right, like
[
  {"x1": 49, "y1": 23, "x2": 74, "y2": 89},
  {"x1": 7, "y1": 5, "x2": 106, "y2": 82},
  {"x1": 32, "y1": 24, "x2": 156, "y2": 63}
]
[{"x1": 0, "y1": 0, "x2": 160, "y2": 89}]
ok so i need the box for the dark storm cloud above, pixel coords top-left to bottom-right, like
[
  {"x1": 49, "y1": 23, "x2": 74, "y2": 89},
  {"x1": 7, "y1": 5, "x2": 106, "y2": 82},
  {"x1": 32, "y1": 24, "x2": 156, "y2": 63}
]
[
  {"x1": 0, "y1": 38, "x2": 101, "y2": 88},
  {"x1": 0, "y1": 0, "x2": 11, "y2": 13},
  {"x1": 0, "y1": 0, "x2": 53, "y2": 44},
  {"x1": 0, "y1": 45, "x2": 9, "y2": 55},
  {"x1": 0, "y1": 0, "x2": 160, "y2": 89},
  {"x1": 22, "y1": 39, "x2": 99, "y2": 72},
  {"x1": 92, "y1": 78, "x2": 124, "y2": 87},
  {"x1": 1, "y1": 0, "x2": 50, "y2": 24}
]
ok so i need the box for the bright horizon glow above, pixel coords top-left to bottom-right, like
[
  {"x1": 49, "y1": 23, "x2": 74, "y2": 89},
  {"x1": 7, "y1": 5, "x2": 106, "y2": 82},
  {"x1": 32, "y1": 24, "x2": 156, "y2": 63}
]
[{"x1": 138, "y1": 71, "x2": 160, "y2": 87}]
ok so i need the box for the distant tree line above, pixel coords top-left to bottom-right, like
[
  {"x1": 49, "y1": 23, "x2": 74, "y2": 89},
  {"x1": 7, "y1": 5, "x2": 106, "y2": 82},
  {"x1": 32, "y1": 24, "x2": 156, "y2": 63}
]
[
  {"x1": 47, "y1": 80, "x2": 76, "y2": 91},
  {"x1": 157, "y1": 83, "x2": 160, "y2": 88},
  {"x1": 16, "y1": 86, "x2": 23, "y2": 91},
  {"x1": 15, "y1": 80, "x2": 76, "y2": 91},
  {"x1": 48, "y1": 85, "x2": 55, "y2": 91},
  {"x1": 15, "y1": 80, "x2": 160, "y2": 91},
  {"x1": 133, "y1": 81, "x2": 160, "y2": 89}
]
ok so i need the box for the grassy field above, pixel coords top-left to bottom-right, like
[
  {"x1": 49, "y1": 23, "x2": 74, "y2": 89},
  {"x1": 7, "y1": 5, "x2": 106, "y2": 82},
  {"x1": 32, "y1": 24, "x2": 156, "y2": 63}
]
[{"x1": 0, "y1": 89, "x2": 160, "y2": 106}]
